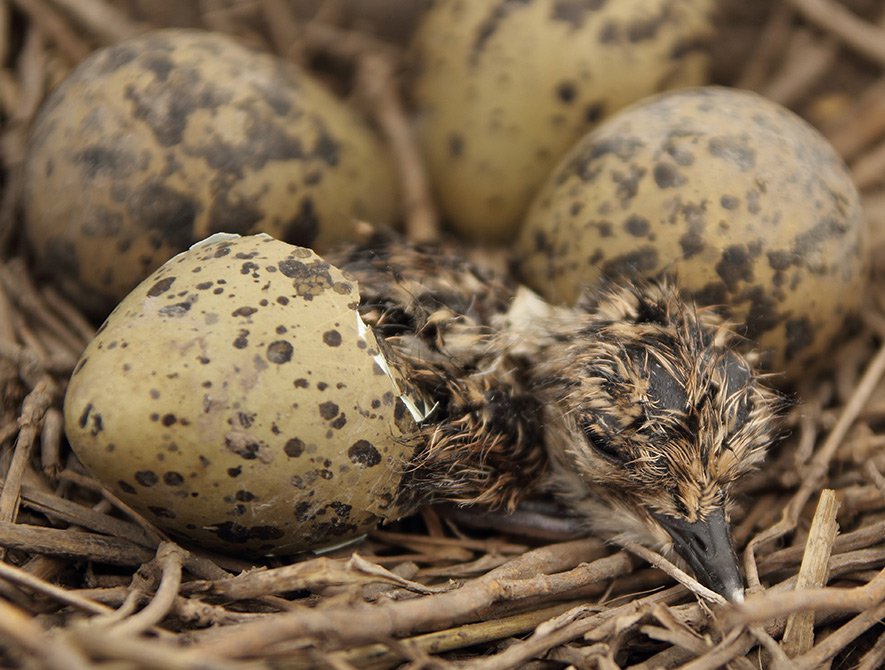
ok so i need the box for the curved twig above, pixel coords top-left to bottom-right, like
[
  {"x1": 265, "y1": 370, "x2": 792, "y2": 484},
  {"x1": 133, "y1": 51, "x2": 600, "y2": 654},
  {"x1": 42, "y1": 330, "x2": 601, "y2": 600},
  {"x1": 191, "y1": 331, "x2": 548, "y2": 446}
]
[{"x1": 109, "y1": 542, "x2": 186, "y2": 637}]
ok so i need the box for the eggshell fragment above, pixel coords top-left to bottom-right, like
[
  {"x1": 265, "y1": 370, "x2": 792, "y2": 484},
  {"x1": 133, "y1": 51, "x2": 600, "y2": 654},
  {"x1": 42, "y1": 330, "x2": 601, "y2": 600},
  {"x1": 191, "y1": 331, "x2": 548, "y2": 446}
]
[{"x1": 64, "y1": 234, "x2": 417, "y2": 555}]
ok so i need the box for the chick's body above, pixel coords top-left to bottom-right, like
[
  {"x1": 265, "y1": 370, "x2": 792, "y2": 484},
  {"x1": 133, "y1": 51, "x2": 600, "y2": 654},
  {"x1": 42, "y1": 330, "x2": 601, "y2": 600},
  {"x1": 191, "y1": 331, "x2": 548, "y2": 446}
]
[
  {"x1": 329, "y1": 239, "x2": 782, "y2": 600},
  {"x1": 328, "y1": 241, "x2": 545, "y2": 510}
]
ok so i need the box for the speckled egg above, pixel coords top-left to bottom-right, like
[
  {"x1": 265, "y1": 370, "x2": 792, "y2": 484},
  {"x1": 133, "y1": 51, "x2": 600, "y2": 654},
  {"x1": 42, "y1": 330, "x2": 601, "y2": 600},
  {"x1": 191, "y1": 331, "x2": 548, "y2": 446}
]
[
  {"x1": 64, "y1": 234, "x2": 418, "y2": 556},
  {"x1": 25, "y1": 29, "x2": 398, "y2": 317},
  {"x1": 410, "y1": 0, "x2": 714, "y2": 242},
  {"x1": 517, "y1": 86, "x2": 869, "y2": 377}
]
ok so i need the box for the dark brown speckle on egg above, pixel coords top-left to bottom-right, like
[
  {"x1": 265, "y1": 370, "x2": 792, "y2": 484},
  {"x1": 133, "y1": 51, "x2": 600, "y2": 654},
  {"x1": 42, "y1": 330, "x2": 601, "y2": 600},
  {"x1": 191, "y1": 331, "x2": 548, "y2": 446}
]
[
  {"x1": 135, "y1": 470, "x2": 158, "y2": 486},
  {"x1": 147, "y1": 276, "x2": 176, "y2": 296},
  {"x1": 149, "y1": 506, "x2": 177, "y2": 519},
  {"x1": 266, "y1": 340, "x2": 293, "y2": 363},
  {"x1": 319, "y1": 402, "x2": 339, "y2": 420},
  {"x1": 323, "y1": 329, "x2": 342, "y2": 346},
  {"x1": 348, "y1": 440, "x2": 381, "y2": 468},
  {"x1": 284, "y1": 438, "x2": 305, "y2": 457}
]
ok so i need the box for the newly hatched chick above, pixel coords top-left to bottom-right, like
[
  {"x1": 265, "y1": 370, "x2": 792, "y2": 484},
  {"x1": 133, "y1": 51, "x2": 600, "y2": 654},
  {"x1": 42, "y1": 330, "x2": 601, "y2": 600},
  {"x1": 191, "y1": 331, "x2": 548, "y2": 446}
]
[
  {"x1": 508, "y1": 283, "x2": 783, "y2": 601},
  {"x1": 329, "y1": 239, "x2": 783, "y2": 602}
]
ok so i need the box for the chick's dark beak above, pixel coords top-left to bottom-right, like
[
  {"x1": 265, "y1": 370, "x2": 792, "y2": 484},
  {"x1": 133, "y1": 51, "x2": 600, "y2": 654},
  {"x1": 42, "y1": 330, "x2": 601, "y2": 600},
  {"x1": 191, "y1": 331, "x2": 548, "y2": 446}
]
[{"x1": 654, "y1": 507, "x2": 744, "y2": 602}]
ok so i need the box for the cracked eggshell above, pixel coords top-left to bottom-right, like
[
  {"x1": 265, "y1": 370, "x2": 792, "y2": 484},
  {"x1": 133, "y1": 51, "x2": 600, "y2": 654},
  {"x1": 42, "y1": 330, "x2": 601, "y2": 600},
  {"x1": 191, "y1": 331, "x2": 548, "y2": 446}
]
[
  {"x1": 517, "y1": 87, "x2": 869, "y2": 378},
  {"x1": 25, "y1": 29, "x2": 398, "y2": 318},
  {"x1": 410, "y1": 0, "x2": 714, "y2": 242},
  {"x1": 64, "y1": 234, "x2": 417, "y2": 556}
]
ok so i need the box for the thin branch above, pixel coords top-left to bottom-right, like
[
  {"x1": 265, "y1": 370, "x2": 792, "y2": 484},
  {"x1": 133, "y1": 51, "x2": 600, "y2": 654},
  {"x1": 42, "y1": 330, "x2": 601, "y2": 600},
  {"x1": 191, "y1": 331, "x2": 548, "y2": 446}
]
[
  {"x1": 789, "y1": 600, "x2": 885, "y2": 668},
  {"x1": 357, "y1": 52, "x2": 440, "y2": 243},
  {"x1": 0, "y1": 598, "x2": 92, "y2": 670},
  {"x1": 611, "y1": 538, "x2": 726, "y2": 606},
  {"x1": 856, "y1": 628, "x2": 885, "y2": 670},
  {"x1": 0, "y1": 521, "x2": 155, "y2": 565},
  {"x1": 65, "y1": 624, "x2": 254, "y2": 670},
  {"x1": 781, "y1": 489, "x2": 839, "y2": 657},
  {"x1": 258, "y1": 0, "x2": 304, "y2": 62},
  {"x1": 744, "y1": 339, "x2": 885, "y2": 588},
  {"x1": 0, "y1": 379, "x2": 54, "y2": 526},
  {"x1": 0, "y1": 559, "x2": 113, "y2": 615},
  {"x1": 186, "y1": 552, "x2": 448, "y2": 601},
  {"x1": 470, "y1": 586, "x2": 685, "y2": 670},
  {"x1": 677, "y1": 627, "x2": 755, "y2": 670},
  {"x1": 730, "y1": 567, "x2": 885, "y2": 626},
  {"x1": 195, "y1": 539, "x2": 621, "y2": 657},
  {"x1": 331, "y1": 602, "x2": 579, "y2": 668},
  {"x1": 45, "y1": 0, "x2": 142, "y2": 43},
  {"x1": 11, "y1": 0, "x2": 91, "y2": 62},
  {"x1": 789, "y1": 0, "x2": 885, "y2": 67},
  {"x1": 736, "y1": 3, "x2": 795, "y2": 90},
  {"x1": 108, "y1": 542, "x2": 185, "y2": 636}
]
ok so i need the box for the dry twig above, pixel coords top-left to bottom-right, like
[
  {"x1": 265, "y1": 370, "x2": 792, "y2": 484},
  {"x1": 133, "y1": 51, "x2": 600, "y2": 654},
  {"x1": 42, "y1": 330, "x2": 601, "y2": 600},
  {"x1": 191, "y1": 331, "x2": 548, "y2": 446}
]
[
  {"x1": 731, "y1": 567, "x2": 885, "y2": 625},
  {"x1": 106, "y1": 542, "x2": 185, "y2": 636},
  {"x1": 46, "y1": 0, "x2": 142, "y2": 43},
  {"x1": 744, "y1": 339, "x2": 885, "y2": 589},
  {"x1": 788, "y1": 0, "x2": 885, "y2": 67},
  {"x1": 11, "y1": 0, "x2": 91, "y2": 62},
  {"x1": 0, "y1": 558, "x2": 113, "y2": 615},
  {"x1": 186, "y1": 552, "x2": 449, "y2": 601},
  {"x1": 357, "y1": 52, "x2": 440, "y2": 243},
  {"x1": 780, "y1": 488, "x2": 839, "y2": 657},
  {"x1": 196, "y1": 539, "x2": 627, "y2": 658},
  {"x1": 611, "y1": 537, "x2": 727, "y2": 606},
  {"x1": 0, "y1": 598, "x2": 92, "y2": 670},
  {"x1": 0, "y1": 379, "x2": 54, "y2": 527}
]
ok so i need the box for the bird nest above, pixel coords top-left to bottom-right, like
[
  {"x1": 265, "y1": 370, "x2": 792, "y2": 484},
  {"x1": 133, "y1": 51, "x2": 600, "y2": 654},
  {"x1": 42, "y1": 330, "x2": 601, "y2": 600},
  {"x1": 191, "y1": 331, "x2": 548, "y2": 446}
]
[{"x1": 2, "y1": 1, "x2": 885, "y2": 668}]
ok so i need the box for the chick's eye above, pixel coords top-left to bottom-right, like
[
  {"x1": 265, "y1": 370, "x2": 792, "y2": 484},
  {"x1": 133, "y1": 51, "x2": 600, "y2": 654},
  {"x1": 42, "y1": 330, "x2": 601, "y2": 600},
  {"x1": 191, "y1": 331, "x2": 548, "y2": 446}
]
[{"x1": 580, "y1": 419, "x2": 625, "y2": 462}]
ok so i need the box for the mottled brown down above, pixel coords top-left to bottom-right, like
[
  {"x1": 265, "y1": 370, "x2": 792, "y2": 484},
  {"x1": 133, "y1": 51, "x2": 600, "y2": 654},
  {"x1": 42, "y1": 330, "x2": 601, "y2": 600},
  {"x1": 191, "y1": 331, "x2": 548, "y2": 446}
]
[{"x1": 334, "y1": 238, "x2": 784, "y2": 598}]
